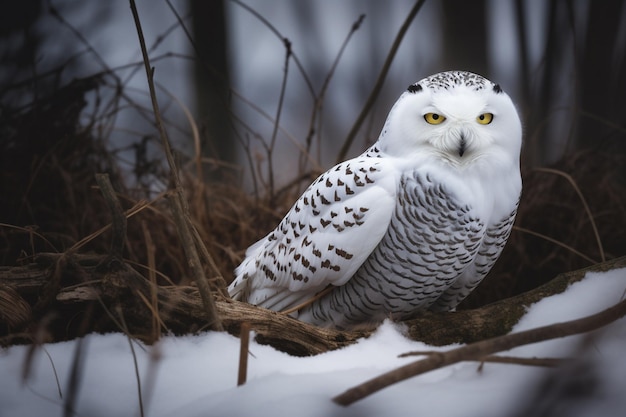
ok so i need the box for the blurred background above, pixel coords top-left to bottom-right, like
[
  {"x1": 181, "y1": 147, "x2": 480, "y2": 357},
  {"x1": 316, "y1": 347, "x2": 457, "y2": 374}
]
[
  {"x1": 1, "y1": 0, "x2": 625, "y2": 304},
  {"x1": 3, "y1": 0, "x2": 625, "y2": 175}
]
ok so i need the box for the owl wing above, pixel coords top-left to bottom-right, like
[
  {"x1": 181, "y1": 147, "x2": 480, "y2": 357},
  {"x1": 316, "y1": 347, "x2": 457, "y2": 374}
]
[{"x1": 229, "y1": 157, "x2": 399, "y2": 312}]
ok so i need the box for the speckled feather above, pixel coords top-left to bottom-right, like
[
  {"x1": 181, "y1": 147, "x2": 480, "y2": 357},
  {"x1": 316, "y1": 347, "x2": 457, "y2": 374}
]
[
  {"x1": 230, "y1": 157, "x2": 399, "y2": 312},
  {"x1": 229, "y1": 71, "x2": 522, "y2": 328}
]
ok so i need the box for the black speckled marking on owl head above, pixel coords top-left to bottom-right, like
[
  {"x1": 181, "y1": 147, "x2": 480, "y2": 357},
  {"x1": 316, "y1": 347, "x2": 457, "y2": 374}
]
[
  {"x1": 407, "y1": 83, "x2": 423, "y2": 93},
  {"x1": 421, "y1": 71, "x2": 497, "y2": 92}
]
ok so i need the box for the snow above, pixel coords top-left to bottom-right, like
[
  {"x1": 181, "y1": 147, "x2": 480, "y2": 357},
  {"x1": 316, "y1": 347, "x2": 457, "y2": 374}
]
[{"x1": 1, "y1": 268, "x2": 625, "y2": 417}]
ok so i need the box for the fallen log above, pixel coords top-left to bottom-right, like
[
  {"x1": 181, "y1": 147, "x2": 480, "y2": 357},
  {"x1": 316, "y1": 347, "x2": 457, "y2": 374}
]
[{"x1": 1, "y1": 253, "x2": 624, "y2": 356}]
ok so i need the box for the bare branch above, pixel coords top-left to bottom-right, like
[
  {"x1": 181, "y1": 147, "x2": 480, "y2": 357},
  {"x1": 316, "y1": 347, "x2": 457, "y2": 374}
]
[
  {"x1": 333, "y1": 297, "x2": 626, "y2": 406},
  {"x1": 336, "y1": 0, "x2": 427, "y2": 163}
]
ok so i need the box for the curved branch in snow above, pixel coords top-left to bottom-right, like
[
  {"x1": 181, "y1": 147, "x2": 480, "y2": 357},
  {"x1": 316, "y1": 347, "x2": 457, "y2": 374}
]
[{"x1": 333, "y1": 296, "x2": 626, "y2": 406}]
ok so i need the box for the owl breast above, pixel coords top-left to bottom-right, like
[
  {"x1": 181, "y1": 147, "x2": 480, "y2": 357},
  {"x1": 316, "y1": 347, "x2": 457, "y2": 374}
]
[{"x1": 298, "y1": 169, "x2": 487, "y2": 328}]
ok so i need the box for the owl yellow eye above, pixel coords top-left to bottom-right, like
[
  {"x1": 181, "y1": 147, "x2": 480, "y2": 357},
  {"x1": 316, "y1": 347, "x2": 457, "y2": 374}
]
[
  {"x1": 424, "y1": 113, "x2": 446, "y2": 125},
  {"x1": 476, "y1": 113, "x2": 493, "y2": 125}
]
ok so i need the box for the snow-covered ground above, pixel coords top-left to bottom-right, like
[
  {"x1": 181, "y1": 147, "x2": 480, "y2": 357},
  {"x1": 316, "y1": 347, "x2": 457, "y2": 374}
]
[{"x1": 1, "y1": 268, "x2": 625, "y2": 417}]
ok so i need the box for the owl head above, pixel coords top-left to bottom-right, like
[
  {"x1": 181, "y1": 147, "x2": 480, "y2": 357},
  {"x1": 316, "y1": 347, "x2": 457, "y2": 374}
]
[{"x1": 378, "y1": 71, "x2": 522, "y2": 169}]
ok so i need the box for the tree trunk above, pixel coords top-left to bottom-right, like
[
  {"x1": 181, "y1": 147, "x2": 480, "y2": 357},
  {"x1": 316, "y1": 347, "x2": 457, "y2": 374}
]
[
  {"x1": 441, "y1": 0, "x2": 488, "y2": 76},
  {"x1": 190, "y1": 0, "x2": 234, "y2": 179}
]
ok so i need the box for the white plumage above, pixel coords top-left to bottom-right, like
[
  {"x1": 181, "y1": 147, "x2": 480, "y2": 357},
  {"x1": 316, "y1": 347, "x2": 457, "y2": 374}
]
[{"x1": 229, "y1": 71, "x2": 522, "y2": 329}]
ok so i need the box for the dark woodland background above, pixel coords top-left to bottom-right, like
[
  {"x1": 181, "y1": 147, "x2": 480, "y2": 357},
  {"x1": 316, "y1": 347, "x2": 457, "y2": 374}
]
[{"x1": 1, "y1": 0, "x2": 625, "y2": 341}]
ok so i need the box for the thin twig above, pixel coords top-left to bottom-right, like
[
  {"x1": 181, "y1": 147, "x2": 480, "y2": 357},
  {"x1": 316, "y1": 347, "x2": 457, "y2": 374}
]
[
  {"x1": 265, "y1": 41, "x2": 292, "y2": 203},
  {"x1": 135, "y1": 291, "x2": 169, "y2": 334},
  {"x1": 168, "y1": 195, "x2": 223, "y2": 330},
  {"x1": 399, "y1": 350, "x2": 567, "y2": 368},
  {"x1": 280, "y1": 285, "x2": 334, "y2": 315},
  {"x1": 63, "y1": 335, "x2": 86, "y2": 417},
  {"x1": 128, "y1": 260, "x2": 176, "y2": 286},
  {"x1": 157, "y1": 82, "x2": 202, "y2": 180},
  {"x1": 0, "y1": 224, "x2": 58, "y2": 253},
  {"x1": 475, "y1": 355, "x2": 565, "y2": 369},
  {"x1": 41, "y1": 348, "x2": 64, "y2": 399},
  {"x1": 49, "y1": 1, "x2": 186, "y2": 146},
  {"x1": 117, "y1": 308, "x2": 145, "y2": 417},
  {"x1": 95, "y1": 173, "x2": 127, "y2": 259},
  {"x1": 230, "y1": 106, "x2": 321, "y2": 175},
  {"x1": 128, "y1": 334, "x2": 145, "y2": 417},
  {"x1": 533, "y1": 167, "x2": 605, "y2": 262},
  {"x1": 300, "y1": 14, "x2": 366, "y2": 172},
  {"x1": 129, "y1": 0, "x2": 222, "y2": 331},
  {"x1": 230, "y1": 0, "x2": 315, "y2": 97},
  {"x1": 48, "y1": 3, "x2": 121, "y2": 86},
  {"x1": 333, "y1": 297, "x2": 626, "y2": 406},
  {"x1": 190, "y1": 225, "x2": 230, "y2": 297},
  {"x1": 237, "y1": 322, "x2": 251, "y2": 386},
  {"x1": 128, "y1": 1, "x2": 177, "y2": 181},
  {"x1": 69, "y1": 198, "x2": 151, "y2": 252},
  {"x1": 337, "y1": 0, "x2": 427, "y2": 163},
  {"x1": 141, "y1": 220, "x2": 160, "y2": 340},
  {"x1": 579, "y1": 110, "x2": 626, "y2": 134},
  {"x1": 513, "y1": 225, "x2": 598, "y2": 264}
]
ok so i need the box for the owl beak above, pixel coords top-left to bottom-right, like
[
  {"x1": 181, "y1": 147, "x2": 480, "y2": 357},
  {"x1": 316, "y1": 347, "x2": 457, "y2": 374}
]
[{"x1": 458, "y1": 134, "x2": 466, "y2": 157}]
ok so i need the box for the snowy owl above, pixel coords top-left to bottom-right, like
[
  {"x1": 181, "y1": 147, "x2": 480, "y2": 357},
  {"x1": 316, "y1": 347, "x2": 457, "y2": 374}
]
[{"x1": 229, "y1": 71, "x2": 522, "y2": 329}]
